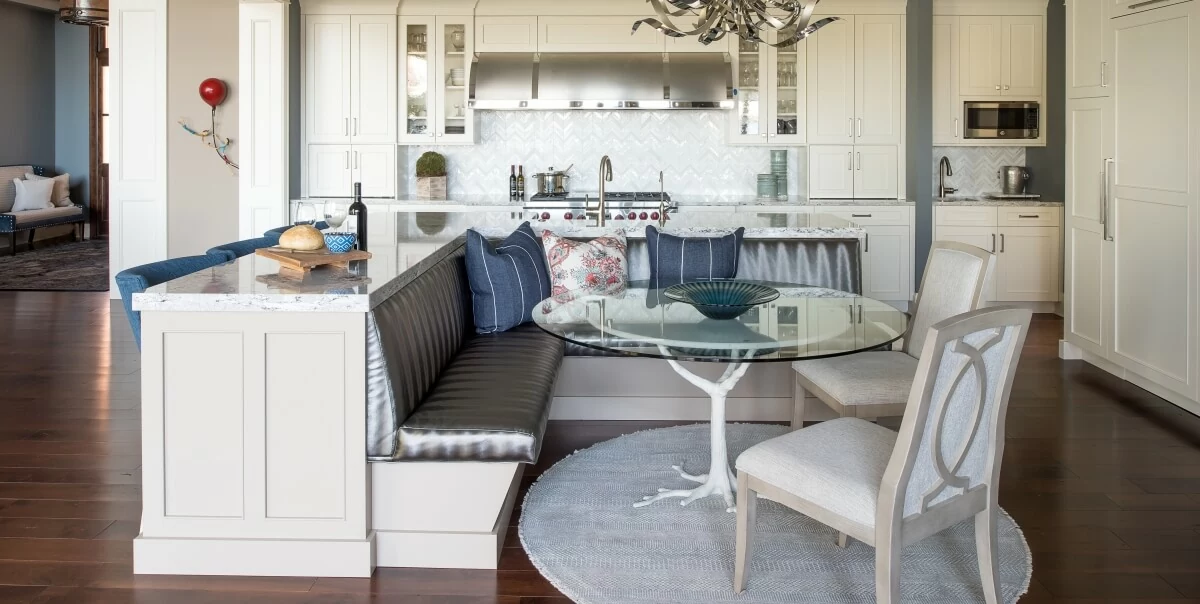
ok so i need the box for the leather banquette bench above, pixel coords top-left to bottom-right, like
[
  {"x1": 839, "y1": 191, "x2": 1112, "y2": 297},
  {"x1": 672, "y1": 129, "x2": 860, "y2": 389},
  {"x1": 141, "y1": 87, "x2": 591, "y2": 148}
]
[{"x1": 364, "y1": 235, "x2": 861, "y2": 569}]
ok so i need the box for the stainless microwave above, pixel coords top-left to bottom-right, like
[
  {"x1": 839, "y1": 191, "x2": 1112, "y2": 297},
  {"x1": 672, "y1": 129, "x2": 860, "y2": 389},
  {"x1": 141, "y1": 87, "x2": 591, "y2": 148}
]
[{"x1": 963, "y1": 101, "x2": 1040, "y2": 139}]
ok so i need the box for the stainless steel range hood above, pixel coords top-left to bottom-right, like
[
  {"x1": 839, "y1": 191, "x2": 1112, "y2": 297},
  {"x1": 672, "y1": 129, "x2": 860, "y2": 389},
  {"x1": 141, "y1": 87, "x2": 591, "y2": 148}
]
[{"x1": 469, "y1": 53, "x2": 733, "y2": 110}]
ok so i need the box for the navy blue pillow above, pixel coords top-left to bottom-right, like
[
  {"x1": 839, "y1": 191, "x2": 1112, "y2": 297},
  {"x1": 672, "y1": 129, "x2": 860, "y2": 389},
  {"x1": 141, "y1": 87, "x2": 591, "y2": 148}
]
[
  {"x1": 645, "y1": 226, "x2": 746, "y2": 289},
  {"x1": 465, "y1": 222, "x2": 552, "y2": 333}
]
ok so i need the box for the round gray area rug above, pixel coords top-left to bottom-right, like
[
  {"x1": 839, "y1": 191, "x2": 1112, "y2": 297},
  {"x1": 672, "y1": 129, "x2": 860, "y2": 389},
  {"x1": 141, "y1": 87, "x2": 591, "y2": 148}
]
[{"x1": 519, "y1": 423, "x2": 1031, "y2": 604}]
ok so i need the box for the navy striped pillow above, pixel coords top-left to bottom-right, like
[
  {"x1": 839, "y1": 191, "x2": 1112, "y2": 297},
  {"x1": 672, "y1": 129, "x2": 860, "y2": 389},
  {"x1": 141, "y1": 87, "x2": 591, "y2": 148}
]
[
  {"x1": 465, "y1": 222, "x2": 552, "y2": 333},
  {"x1": 646, "y1": 226, "x2": 746, "y2": 289}
]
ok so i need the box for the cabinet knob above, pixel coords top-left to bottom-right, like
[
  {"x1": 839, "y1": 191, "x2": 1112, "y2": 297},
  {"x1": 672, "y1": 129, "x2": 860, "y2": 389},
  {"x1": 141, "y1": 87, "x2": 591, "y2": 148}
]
[{"x1": 995, "y1": 85, "x2": 1001, "y2": 91}]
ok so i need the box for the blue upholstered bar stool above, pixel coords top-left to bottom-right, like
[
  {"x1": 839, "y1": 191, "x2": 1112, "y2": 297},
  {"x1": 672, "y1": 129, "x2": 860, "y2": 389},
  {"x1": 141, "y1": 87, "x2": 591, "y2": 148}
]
[
  {"x1": 206, "y1": 236, "x2": 280, "y2": 262},
  {"x1": 115, "y1": 255, "x2": 228, "y2": 349}
]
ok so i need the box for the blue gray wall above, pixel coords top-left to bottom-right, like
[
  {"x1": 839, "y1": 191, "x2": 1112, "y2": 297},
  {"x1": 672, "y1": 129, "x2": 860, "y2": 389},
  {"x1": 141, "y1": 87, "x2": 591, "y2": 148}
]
[
  {"x1": 290, "y1": 0, "x2": 302, "y2": 201},
  {"x1": 55, "y1": 21, "x2": 91, "y2": 207},
  {"x1": 0, "y1": 2, "x2": 56, "y2": 169},
  {"x1": 907, "y1": 0, "x2": 934, "y2": 283},
  {"x1": 1025, "y1": 0, "x2": 1065, "y2": 199}
]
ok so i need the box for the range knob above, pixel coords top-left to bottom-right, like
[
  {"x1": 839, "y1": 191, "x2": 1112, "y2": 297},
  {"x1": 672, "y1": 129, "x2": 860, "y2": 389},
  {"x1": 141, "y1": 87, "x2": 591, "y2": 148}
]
[
  {"x1": 650, "y1": 212, "x2": 660, "y2": 220},
  {"x1": 639, "y1": 212, "x2": 649, "y2": 220},
  {"x1": 564, "y1": 212, "x2": 573, "y2": 220},
  {"x1": 628, "y1": 211, "x2": 638, "y2": 220},
  {"x1": 541, "y1": 212, "x2": 551, "y2": 221},
  {"x1": 614, "y1": 214, "x2": 625, "y2": 220}
]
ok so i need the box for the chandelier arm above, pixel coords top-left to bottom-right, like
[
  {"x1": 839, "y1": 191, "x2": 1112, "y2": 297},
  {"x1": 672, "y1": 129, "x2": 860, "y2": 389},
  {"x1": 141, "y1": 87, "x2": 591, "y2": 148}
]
[
  {"x1": 770, "y1": 15, "x2": 840, "y2": 47},
  {"x1": 637, "y1": 0, "x2": 727, "y2": 37}
]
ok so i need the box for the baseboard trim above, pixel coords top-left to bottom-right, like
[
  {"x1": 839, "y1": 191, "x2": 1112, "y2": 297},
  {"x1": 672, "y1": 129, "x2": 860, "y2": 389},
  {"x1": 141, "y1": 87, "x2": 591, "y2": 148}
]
[
  {"x1": 1077, "y1": 350, "x2": 1200, "y2": 418},
  {"x1": 133, "y1": 533, "x2": 376, "y2": 577}
]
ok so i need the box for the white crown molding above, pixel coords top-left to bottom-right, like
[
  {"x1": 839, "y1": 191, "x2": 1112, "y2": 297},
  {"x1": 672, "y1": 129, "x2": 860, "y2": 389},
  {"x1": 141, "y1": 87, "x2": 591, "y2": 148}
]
[
  {"x1": 301, "y1": 0, "x2": 399, "y2": 14},
  {"x1": 400, "y1": 0, "x2": 477, "y2": 15},
  {"x1": 933, "y1": 0, "x2": 1047, "y2": 16},
  {"x1": 474, "y1": 0, "x2": 906, "y2": 17},
  {"x1": 2, "y1": 0, "x2": 58, "y2": 13}
]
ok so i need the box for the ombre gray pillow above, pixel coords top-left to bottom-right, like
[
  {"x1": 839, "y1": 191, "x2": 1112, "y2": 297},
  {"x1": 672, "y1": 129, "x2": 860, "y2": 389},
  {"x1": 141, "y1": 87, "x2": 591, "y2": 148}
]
[{"x1": 645, "y1": 226, "x2": 745, "y2": 289}]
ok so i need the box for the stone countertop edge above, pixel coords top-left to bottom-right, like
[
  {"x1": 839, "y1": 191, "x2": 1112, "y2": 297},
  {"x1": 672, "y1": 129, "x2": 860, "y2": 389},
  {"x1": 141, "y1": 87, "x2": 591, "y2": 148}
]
[
  {"x1": 934, "y1": 197, "x2": 1064, "y2": 207},
  {"x1": 293, "y1": 196, "x2": 917, "y2": 208}
]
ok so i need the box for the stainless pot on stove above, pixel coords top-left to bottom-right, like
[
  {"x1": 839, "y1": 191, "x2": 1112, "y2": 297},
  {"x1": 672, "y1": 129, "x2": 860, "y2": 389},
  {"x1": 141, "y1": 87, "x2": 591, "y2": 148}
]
[{"x1": 535, "y1": 165, "x2": 573, "y2": 196}]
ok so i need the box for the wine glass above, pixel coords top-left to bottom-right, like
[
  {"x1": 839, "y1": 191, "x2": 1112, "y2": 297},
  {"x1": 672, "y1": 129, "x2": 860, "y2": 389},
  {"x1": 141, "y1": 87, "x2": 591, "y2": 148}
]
[
  {"x1": 324, "y1": 200, "x2": 348, "y2": 231},
  {"x1": 295, "y1": 202, "x2": 317, "y2": 226}
]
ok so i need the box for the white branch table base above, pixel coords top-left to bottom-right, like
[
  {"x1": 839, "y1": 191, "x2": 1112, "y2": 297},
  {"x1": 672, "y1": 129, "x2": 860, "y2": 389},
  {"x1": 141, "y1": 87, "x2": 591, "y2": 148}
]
[{"x1": 634, "y1": 348, "x2": 752, "y2": 512}]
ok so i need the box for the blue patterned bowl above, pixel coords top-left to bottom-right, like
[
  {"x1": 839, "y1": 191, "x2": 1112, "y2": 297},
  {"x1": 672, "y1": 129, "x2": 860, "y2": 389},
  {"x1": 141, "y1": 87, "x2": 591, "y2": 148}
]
[
  {"x1": 663, "y1": 281, "x2": 780, "y2": 321},
  {"x1": 323, "y1": 232, "x2": 357, "y2": 254}
]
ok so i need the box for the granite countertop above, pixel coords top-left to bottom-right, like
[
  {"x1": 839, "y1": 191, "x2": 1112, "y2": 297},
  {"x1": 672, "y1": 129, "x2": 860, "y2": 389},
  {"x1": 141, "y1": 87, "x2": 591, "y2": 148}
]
[
  {"x1": 134, "y1": 210, "x2": 865, "y2": 314},
  {"x1": 934, "y1": 196, "x2": 1063, "y2": 207},
  {"x1": 294, "y1": 195, "x2": 915, "y2": 209}
]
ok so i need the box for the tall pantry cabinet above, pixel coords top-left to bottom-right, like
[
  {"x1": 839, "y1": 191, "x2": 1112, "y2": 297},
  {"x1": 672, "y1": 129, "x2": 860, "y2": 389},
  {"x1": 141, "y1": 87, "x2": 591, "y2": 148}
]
[{"x1": 1064, "y1": 0, "x2": 1200, "y2": 415}]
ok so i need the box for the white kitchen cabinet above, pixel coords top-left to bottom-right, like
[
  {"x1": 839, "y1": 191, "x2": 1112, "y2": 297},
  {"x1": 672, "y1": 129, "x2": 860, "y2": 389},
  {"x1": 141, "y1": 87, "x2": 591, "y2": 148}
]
[
  {"x1": 854, "y1": 15, "x2": 902, "y2": 145},
  {"x1": 1111, "y1": 0, "x2": 1191, "y2": 18},
  {"x1": 806, "y1": 15, "x2": 856, "y2": 144},
  {"x1": 536, "y1": 16, "x2": 664, "y2": 52},
  {"x1": 306, "y1": 145, "x2": 353, "y2": 198},
  {"x1": 853, "y1": 146, "x2": 899, "y2": 199},
  {"x1": 1067, "y1": 0, "x2": 1112, "y2": 99},
  {"x1": 305, "y1": 15, "x2": 396, "y2": 145},
  {"x1": 809, "y1": 145, "x2": 898, "y2": 200},
  {"x1": 729, "y1": 32, "x2": 807, "y2": 145},
  {"x1": 958, "y1": 15, "x2": 1044, "y2": 97},
  {"x1": 934, "y1": 206, "x2": 1063, "y2": 304},
  {"x1": 350, "y1": 16, "x2": 397, "y2": 144},
  {"x1": 808, "y1": 146, "x2": 856, "y2": 199},
  {"x1": 306, "y1": 144, "x2": 395, "y2": 198},
  {"x1": 474, "y1": 16, "x2": 537, "y2": 53},
  {"x1": 816, "y1": 206, "x2": 915, "y2": 304},
  {"x1": 401, "y1": 17, "x2": 476, "y2": 146},
  {"x1": 1065, "y1": 96, "x2": 1111, "y2": 357},
  {"x1": 305, "y1": 15, "x2": 351, "y2": 145},
  {"x1": 771, "y1": 35, "x2": 807, "y2": 144},
  {"x1": 959, "y1": 16, "x2": 1003, "y2": 96},
  {"x1": 932, "y1": 16, "x2": 962, "y2": 145}
]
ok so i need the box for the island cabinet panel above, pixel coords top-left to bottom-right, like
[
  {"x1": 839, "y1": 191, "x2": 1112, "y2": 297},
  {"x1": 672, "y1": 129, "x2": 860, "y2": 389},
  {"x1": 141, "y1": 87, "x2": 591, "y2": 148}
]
[
  {"x1": 136, "y1": 312, "x2": 372, "y2": 577},
  {"x1": 265, "y1": 333, "x2": 348, "y2": 521},
  {"x1": 161, "y1": 332, "x2": 245, "y2": 519}
]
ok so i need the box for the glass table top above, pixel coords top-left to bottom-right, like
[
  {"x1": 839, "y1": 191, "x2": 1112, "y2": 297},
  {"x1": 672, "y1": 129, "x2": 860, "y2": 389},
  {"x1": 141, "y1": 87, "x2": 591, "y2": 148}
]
[{"x1": 532, "y1": 281, "x2": 910, "y2": 363}]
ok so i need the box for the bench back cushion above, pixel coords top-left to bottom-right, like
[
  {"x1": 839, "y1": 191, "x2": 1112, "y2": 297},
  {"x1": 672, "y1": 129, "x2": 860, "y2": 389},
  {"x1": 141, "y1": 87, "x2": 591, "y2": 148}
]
[
  {"x1": 366, "y1": 245, "x2": 473, "y2": 459},
  {"x1": 0, "y1": 166, "x2": 33, "y2": 213}
]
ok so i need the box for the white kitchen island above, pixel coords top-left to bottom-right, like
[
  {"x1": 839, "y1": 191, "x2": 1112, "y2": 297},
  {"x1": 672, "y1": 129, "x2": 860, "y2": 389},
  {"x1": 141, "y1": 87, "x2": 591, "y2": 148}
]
[{"x1": 131, "y1": 210, "x2": 865, "y2": 577}]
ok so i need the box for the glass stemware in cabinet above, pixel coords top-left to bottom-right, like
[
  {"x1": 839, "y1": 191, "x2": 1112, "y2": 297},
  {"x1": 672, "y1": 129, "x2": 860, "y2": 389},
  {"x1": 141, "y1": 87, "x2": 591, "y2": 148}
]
[
  {"x1": 405, "y1": 24, "x2": 430, "y2": 137},
  {"x1": 443, "y1": 23, "x2": 468, "y2": 136}
]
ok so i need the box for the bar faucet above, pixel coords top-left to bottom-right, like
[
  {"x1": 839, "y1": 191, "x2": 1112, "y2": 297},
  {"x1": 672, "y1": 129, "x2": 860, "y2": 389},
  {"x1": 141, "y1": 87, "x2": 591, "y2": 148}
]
[
  {"x1": 596, "y1": 155, "x2": 613, "y2": 227},
  {"x1": 939, "y1": 156, "x2": 957, "y2": 198}
]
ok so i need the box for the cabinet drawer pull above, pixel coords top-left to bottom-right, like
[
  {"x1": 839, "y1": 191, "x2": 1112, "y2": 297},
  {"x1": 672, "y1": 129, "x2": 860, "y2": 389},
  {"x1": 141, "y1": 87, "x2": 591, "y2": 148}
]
[
  {"x1": 865, "y1": 232, "x2": 869, "y2": 253},
  {"x1": 848, "y1": 118, "x2": 853, "y2": 138},
  {"x1": 856, "y1": 118, "x2": 863, "y2": 138},
  {"x1": 1101, "y1": 62, "x2": 1108, "y2": 88},
  {"x1": 1000, "y1": 233, "x2": 1006, "y2": 253},
  {"x1": 858, "y1": 304, "x2": 863, "y2": 324},
  {"x1": 851, "y1": 213, "x2": 872, "y2": 218},
  {"x1": 1017, "y1": 214, "x2": 1040, "y2": 218},
  {"x1": 1129, "y1": 0, "x2": 1169, "y2": 8},
  {"x1": 991, "y1": 233, "x2": 996, "y2": 253}
]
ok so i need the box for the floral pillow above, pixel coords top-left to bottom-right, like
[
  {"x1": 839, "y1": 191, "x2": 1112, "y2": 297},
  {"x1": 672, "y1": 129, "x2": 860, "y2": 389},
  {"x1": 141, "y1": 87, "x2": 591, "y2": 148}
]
[{"x1": 541, "y1": 230, "x2": 628, "y2": 297}]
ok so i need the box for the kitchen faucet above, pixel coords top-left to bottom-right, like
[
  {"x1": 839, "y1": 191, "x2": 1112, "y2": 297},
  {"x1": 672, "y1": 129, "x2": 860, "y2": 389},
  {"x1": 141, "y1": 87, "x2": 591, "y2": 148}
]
[
  {"x1": 596, "y1": 155, "x2": 613, "y2": 227},
  {"x1": 939, "y1": 156, "x2": 957, "y2": 198}
]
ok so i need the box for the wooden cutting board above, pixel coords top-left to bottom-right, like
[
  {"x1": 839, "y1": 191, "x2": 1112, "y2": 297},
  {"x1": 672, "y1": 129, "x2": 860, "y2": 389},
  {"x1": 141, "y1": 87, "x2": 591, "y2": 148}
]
[{"x1": 255, "y1": 247, "x2": 372, "y2": 272}]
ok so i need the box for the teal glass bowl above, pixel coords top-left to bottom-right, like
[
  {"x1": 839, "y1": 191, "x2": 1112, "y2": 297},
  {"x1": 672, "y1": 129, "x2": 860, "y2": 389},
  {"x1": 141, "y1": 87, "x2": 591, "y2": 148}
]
[
  {"x1": 324, "y1": 232, "x2": 357, "y2": 254},
  {"x1": 663, "y1": 281, "x2": 780, "y2": 321}
]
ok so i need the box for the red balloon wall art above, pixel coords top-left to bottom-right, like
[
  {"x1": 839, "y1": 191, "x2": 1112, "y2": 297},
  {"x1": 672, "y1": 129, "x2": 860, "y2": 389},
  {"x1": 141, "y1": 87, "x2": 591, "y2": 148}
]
[{"x1": 179, "y1": 78, "x2": 239, "y2": 171}]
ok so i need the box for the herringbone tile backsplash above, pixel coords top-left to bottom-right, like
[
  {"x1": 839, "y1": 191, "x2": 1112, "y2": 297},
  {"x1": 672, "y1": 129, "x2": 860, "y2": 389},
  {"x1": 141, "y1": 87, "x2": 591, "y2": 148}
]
[
  {"x1": 402, "y1": 111, "x2": 805, "y2": 197},
  {"x1": 931, "y1": 147, "x2": 1027, "y2": 197}
]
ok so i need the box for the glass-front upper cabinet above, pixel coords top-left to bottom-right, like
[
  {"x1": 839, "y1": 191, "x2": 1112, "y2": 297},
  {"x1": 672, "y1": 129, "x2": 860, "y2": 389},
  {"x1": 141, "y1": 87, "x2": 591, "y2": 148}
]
[
  {"x1": 728, "y1": 32, "x2": 807, "y2": 145},
  {"x1": 400, "y1": 16, "x2": 477, "y2": 146},
  {"x1": 729, "y1": 36, "x2": 766, "y2": 144}
]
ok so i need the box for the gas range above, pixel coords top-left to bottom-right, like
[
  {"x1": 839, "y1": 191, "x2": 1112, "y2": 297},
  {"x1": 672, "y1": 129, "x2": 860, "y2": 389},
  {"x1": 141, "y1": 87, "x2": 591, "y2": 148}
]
[{"x1": 523, "y1": 192, "x2": 676, "y2": 223}]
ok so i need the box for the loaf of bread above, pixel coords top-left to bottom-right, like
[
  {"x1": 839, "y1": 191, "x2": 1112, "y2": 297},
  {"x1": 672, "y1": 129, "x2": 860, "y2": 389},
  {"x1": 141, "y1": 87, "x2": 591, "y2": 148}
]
[{"x1": 278, "y1": 225, "x2": 326, "y2": 251}]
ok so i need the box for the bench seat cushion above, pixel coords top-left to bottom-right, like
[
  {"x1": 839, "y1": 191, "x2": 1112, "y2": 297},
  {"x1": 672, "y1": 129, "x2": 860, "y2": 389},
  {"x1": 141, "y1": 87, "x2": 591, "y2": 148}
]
[
  {"x1": 393, "y1": 324, "x2": 564, "y2": 463},
  {"x1": 0, "y1": 205, "x2": 84, "y2": 230}
]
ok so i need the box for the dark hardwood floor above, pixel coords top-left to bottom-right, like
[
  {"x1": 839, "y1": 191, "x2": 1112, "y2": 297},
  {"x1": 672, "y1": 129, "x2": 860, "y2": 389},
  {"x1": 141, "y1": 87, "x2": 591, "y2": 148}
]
[{"x1": 0, "y1": 291, "x2": 1197, "y2": 603}]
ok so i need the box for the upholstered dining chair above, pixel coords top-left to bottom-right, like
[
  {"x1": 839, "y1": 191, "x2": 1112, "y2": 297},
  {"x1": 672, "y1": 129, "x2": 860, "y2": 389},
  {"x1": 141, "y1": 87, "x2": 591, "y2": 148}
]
[
  {"x1": 734, "y1": 306, "x2": 1033, "y2": 603},
  {"x1": 115, "y1": 255, "x2": 227, "y2": 349},
  {"x1": 791, "y1": 241, "x2": 995, "y2": 426},
  {"x1": 207, "y1": 235, "x2": 281, "y2": 262}
]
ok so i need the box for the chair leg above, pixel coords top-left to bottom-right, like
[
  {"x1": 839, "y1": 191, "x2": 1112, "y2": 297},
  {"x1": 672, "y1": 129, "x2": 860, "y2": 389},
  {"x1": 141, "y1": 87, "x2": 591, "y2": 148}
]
[
  {"x1": 8, "y1": 233, "x2": 14, "y2": 256},
  {"x1": 733, "y1": 471, "x2": 758, "y2": 593},
  {"x1": 836, "y1": 532, "x2": 849, "y2": 548},
  {"x1": 875, "y1": 531, "x2": 901, "y2": 604},
  {"x1": 27, "y1": 229, "x2": 34, "y2": 250},
  {"x1": 791, "y1": 376, "x2": 808, "y2": 431},
  {"x1": 976, "y1": 508, "x2": 1001, "y2": 604}
]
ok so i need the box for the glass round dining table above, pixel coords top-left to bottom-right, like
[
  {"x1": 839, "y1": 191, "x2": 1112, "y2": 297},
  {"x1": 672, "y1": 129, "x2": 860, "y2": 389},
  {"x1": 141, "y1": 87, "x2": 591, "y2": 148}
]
[{"x1": 532, "y1": 281, "x2": 910, "y2": 512}]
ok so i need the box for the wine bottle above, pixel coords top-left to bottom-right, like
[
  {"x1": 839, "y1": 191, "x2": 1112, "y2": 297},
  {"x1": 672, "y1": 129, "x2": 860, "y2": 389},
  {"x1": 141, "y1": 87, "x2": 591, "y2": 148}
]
[
  {"x1": 509, "y1": 165, "x2": 517, "y2": 200},
  {"x1": 349, "y1": 182, "x2": 368, "y2": 252},
  {"x1": 517, "y1": 166, "x2": 525, "y2": 199}
]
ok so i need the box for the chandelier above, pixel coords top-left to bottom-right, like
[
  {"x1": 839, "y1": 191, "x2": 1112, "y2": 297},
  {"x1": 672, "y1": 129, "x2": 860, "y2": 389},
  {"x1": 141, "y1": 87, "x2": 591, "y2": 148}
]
[
  {"x1": 634, "y1": 0, "x2": 839, "y2": 48},
  {"x1": 59, "y1": 0, "x2": 108, "y2": 26}
]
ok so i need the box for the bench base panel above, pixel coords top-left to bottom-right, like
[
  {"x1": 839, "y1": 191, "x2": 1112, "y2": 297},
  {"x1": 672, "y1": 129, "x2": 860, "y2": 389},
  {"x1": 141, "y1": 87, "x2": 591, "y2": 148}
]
[
  {"x1": 372, "y1": 461, "x2": 522, "y2": 569},
  {"x1": 132, "y1": 533, "x2": 376, "y2": 577}
]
